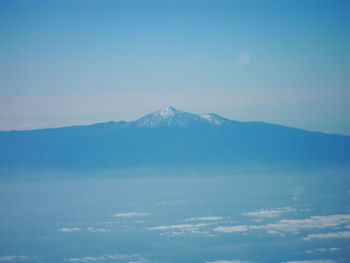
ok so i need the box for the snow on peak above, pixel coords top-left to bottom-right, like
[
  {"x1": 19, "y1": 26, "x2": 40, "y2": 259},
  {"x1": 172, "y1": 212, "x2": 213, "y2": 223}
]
[
  {"x1": 135, "y1": 107, "x2": 230, "y2": 128},
  {"x1": 158, "y1": 106, "x2": 176, "y2": 118}
]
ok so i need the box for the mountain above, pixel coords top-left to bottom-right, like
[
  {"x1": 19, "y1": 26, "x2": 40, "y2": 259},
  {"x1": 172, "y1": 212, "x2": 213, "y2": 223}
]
[
  {"x1": 0, "y1": 107, "x2": 349, "y2": 171},
  {"x1": 135, "y1": 106, "x2": 231, "y2": 128}
]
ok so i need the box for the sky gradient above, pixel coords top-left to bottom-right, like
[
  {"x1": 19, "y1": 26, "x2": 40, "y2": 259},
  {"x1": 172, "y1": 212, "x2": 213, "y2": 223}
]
[{"x1": 1, "y1": 0, "x2": 349, "y2": 134}]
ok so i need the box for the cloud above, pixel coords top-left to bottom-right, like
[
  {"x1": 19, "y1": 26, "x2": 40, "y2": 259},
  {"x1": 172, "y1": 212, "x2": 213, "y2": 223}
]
[
  {"x1": 303, "y1": 231, "x2": 350, "y2": 241},
  {"x1": 148, "y1": 223, "x2": 209, "y2": 231},
  {"x1": 281, "y1": 261, "x2": 336, "y2": 263},
  {"x1": 185, "y1": 216, "x2": 224, "y2": 222},
  {"x1": 65, "y1": 254, "x2": 139, "y2": 262},
  {"x1": 213, "y1": 225, "x2": 249, "y2": 233},
  {"x1": 57, "y1": 227, "x2": 82, "y2": 232},
  {"x1": 87, "y1": 227, "x2": 111, "y2": 233},
  {"x1": 148, "y1": 223, "x2": 211, "y2": 236},
  {"x1": 242, "y1": 207, "x2": 295, "y2": 219},
  {"x1": 210, "y1": 214, "x2": 350, "y2": 239},
  {"x1": 58, "y1": 227, "x2": 110, "y2": 233},
  {"x1": 66, "y1": 257, "x2": 104, "y2": 262},
  {"x1": 127, "y1": 257, "x2": 150, "y2": 263},
  {"x1": 205, "y1": 260, "x2": 251, "y2": 263},
  {"x1": 0, "y1": 256, "x2": 28, "y2": 262},
  {"x1": 113, "y1": 212, "x2": 149, "y2": 218},
  {"x1": 96, "y1": 220, "x2": 145, "y2": 226},
  {"x1": 306, "y1": 248, "x2": 340, "y2": 253},
  {"x1": 250, "y1": 214, "x2": 350, "y2": 233}
]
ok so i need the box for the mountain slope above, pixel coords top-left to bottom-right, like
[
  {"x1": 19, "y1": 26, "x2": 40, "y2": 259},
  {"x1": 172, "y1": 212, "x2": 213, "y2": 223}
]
[{"x1": 0, "y1": 107, "x2": 349, "y2": 171}]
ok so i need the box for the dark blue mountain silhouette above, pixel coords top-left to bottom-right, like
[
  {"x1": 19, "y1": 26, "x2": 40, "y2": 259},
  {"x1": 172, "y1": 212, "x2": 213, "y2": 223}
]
[{"x1": 1, "y1": 107, "x2": 349, "y2": 171}]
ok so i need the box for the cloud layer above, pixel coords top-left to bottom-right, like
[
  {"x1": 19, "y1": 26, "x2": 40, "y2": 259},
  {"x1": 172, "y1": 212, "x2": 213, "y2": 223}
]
[
  {"x1": 250, "y1": 214, "x2": 350, "y2": 234},
  {"x1": 242, "y1": 207, "x2": 295, "y2": 219},
  {"x1": 303, "y1": 231, "x2": 350, "y2": 241},
  {"x1": 213, "y1": 225, "x2": 249, "y2": 233},
  {"x1": 205, "y1": 260, "x2": 252, "y2": 263},
  {"x1": 185, "y1": 216, "x2": 224, "y2": 221},
  {"x1": 0, "y1": 256, "x2": 28, "y2": 262},
  {"x1": 113, "y1": 212, "x2": 149, "y2": 218},
  {"x1": 65, "y1": 254, "x2": 139, "y2": 262},
  {"x1": 281, "y1": 261, "x2": 336, "y2": 263},
  {"x1": 57, "y1": 227, "x2": 82, "y2": 232}
]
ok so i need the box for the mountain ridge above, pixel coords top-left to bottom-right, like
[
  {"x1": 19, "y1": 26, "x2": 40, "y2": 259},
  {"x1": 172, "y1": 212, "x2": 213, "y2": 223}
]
[
  {"x1": 0, "y1": 107, "x2": 349, "y2": 171},
  {"x1": 1, "y1": 107, "x2": 346, "y2": 136}
]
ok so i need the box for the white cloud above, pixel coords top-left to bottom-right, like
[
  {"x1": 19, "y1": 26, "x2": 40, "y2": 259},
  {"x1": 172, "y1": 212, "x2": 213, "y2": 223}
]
[
  {"x1": 250, "y1": 214, "x2": 350, "y2": 233},
  {"x1": 282, "y1": 261, "x2": 336, "y2": 263},
  {"x1": 57, "y1": 227, "x2": 82, "y2": 232},
  {"x1": 87, "y1": 227, "x2": 111, "y2": 233},
  {"x1": 58, "y1": 227, "x2": 110, "y2": 233},
  {"x1": 127, "y1": 257, "x2": 150, "y2": 263},
  {"x1": 315, "y1": 249, "x2": 328, "y2": 252},
  {"x1": 211, "y1": 214, "x2": 350, "y2": 239},
  {"x1": 242, "y1": 207, "x2": 295, "y2": 219},
  {"x1": 67, "y1": 256, "x2": 104, "y2": 262},
  {"x1": 0, "y1": 256, "x2": 28, "y2": 262},
  {"x1": 306, "y1": 248, "x2": 340, "y2": 254},
  {"x1": 185, "y1": 216, "x2": 224, "y2": 222},
  {"x1": 303, "y1": 231, "x2": 350, "y2": 241},
  {"x1": 205, "y1": 260, "x2": 251, "y2": 263},
  {"x1": 316, "y1": 248, "x2": 340, "y2": 252},
  {"x1": 148, "y1": 223, "x2": 211, "y2": 236},
  {"x1": 97, "y1": 220, "x2": 145, "y2": 225},
  {"x1": 148, "y1": 223, "x2": 209, "y2": 231},
  {"x1": 107, "y1": 254, "x2": 139, "y2": 260},
  {"x1": 65, "y1": 254, "x2": 139, "y2": 262},
  {"x1": 213, "y1": 225, "x2": 248, "y2": 233},
  {"x1": 113, "y1": 212, "x2": 149, "y2": 218}
]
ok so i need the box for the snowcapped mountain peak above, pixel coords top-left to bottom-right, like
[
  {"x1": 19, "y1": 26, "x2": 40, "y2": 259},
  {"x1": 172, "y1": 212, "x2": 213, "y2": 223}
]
[
  {"x1": 158, "y1": 106, "x2": 176, "y2": 118},
  {"x1": 135, "y1": 107, "x2": 231, "y2": 128}
]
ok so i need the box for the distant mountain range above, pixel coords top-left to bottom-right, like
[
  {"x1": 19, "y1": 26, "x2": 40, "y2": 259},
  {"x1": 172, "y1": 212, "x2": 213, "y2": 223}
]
[{"x1": 1, "y1": 107, "x2": 349, "y2": 171}]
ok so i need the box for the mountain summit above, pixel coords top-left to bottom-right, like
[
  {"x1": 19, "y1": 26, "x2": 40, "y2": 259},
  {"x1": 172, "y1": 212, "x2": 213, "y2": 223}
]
[{"x1": 135, "y1": 106, "x2": 230, "y2": 128}]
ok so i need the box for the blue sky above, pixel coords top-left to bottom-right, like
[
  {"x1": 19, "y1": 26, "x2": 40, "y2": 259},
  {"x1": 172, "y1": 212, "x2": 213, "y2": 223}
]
[{"x1": 0, "y1": 0, "x2": 349, "y2": 134}]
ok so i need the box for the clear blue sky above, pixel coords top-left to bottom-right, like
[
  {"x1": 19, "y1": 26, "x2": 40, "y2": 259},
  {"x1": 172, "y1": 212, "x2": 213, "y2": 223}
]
[{"x1": 1, "y1": 0, "x2": 349, "y2": 134}]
